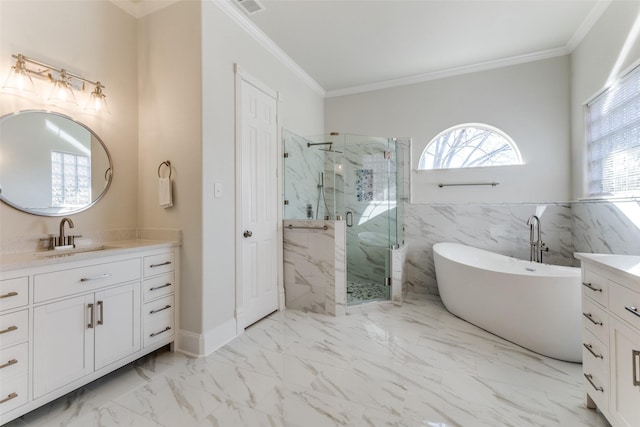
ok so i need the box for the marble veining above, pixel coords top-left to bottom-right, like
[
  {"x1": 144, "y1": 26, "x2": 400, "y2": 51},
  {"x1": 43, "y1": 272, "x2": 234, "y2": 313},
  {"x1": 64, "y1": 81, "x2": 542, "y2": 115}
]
[{"x1": 5, "y1": 294, "x2": 608, "y2": 427}]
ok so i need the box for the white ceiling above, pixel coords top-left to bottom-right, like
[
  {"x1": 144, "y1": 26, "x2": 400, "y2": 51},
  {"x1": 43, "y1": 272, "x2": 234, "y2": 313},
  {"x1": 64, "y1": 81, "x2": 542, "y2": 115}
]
[{"x1": 112, "y1": 0, "x2": 611, "y2": 96}]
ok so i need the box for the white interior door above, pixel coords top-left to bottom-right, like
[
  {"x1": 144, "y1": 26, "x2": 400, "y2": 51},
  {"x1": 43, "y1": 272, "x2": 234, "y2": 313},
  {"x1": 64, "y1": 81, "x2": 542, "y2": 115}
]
[{"x1": 237, "y1": 70, "x2": 279, "y2": 329}]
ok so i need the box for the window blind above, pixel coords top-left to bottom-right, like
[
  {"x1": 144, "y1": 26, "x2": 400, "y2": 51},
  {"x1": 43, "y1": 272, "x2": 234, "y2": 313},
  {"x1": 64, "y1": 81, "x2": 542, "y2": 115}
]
[{"x1": 587, "y1": 64, "x2": 640, "y2": 197}]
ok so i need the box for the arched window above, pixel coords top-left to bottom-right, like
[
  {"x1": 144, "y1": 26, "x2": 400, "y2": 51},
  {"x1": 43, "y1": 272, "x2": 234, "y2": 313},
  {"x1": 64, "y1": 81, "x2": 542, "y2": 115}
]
[{"x1": 419, "y1": 124, "x2": 522, "y2": 170}]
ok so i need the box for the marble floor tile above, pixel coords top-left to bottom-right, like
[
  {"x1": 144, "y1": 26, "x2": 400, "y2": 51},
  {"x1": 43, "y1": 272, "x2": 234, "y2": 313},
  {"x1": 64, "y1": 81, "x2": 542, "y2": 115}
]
[{"x1": 6, "y1": 294, "x2": 610, "y2": 427}]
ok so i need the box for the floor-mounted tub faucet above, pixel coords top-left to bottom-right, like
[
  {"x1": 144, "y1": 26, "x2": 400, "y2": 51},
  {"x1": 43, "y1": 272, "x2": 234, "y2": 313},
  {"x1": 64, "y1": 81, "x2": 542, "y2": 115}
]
[{"x1": 526, "y1": 215, "x2": 548, "y2": 263}]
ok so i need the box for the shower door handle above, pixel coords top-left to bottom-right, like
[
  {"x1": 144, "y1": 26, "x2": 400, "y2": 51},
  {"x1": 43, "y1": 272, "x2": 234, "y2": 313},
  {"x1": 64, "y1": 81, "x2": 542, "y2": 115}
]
[{"x1": 346, "y1": 211, "x2": 353, "y2": 227}]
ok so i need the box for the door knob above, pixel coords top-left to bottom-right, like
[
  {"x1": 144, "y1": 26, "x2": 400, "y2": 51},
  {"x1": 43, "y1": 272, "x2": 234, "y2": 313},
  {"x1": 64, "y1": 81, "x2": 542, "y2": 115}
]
[{"x1": 243, "y1": 230, "x2": 253, "y2": 238}]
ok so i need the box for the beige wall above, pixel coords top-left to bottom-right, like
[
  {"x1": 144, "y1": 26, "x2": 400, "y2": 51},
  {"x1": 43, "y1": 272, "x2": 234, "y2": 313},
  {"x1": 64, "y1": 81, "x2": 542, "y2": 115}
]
[
  {"x1": 325, "y1": 56, "x2": 572, "y2": 204},
  {"x1": 571, "y1": 0, "x2": 640, "y2": 199},
  {"x1": 0, "y1": 1, "x2": 138, "y2": 249}
]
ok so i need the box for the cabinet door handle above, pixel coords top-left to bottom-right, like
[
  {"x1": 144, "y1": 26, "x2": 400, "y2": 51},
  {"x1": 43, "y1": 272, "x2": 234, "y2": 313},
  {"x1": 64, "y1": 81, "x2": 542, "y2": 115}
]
[
  {"x1": 0, "y1": 325, "x2": 17, "y2": 335},
  {"x1": 149, "y1": 305, "x2": 172, "y2": 315},
  {"x1": 633, "y1": 350, "x2": 640, "y2": 387},
  {"x1": 625, "y1": 306, "x2": 640, "y2": 318},
  {"x1": 583, "y1": 343, "x2": 603, "y2": 359},
  {"x1": 584, "y1": 373, "x2": 604, "y2": 392},
  {"x1": 149, "y1": 283, "x2": 172, "y2": 292},
  {"x1": 149, "y1": 326, "x2": 171, "y2": 337},
  {"x1": 150, "y1": 261, "x2": 171, "y2": 268},
  {"x1": 97, "y1": 300, "x2": 104, "y2": 325},
  {"x1": 0, "y1": 359, "x2": 17, "y2": 370},
  {"x1": 582, "y1": 282, "x2": 602, "y2": 293},
  {"x1": 0, "y1": 291, "x2": 18, "y2": 299},
  {"x1": 80, "y1": 273, "x2": 112, "y2": 282},
  {"x1": 88, "y1": 303, "x2": 95, "y2": 328},
  {"x1": 582, "y1": 312, "x2": 603, "y2": 326},
  {"x1": 0, "y1": 393, "x2": 18, "y2": 405}
]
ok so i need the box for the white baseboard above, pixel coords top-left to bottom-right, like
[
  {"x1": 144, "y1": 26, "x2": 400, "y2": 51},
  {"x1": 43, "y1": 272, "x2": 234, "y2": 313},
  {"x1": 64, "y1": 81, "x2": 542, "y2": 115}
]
[{"x1": 177, "y1": 317, "x2": 238, "y2": 357}]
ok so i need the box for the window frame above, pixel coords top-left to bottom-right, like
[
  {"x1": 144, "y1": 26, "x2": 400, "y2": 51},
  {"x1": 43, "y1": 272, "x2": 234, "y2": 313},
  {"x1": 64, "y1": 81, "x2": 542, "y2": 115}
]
[{"x1": 417, "y1": 123, "x2": 523, "y2": 171}]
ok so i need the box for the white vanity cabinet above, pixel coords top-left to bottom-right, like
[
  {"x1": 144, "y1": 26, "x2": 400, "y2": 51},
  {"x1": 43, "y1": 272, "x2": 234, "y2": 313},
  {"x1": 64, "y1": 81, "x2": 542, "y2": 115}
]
[
  {"x1": 0, "y1": 242, "x2": 179, "y2": 426},
  {"x1": 576, "y1": 253, "x2": 640, "y2": 427}
]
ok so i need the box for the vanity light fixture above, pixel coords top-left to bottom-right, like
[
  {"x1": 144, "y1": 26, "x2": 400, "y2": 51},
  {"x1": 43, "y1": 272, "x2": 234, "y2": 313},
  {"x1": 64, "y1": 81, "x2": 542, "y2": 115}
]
[{"x1": 2, "y1": 53, "x2": 108, "y2": 113}]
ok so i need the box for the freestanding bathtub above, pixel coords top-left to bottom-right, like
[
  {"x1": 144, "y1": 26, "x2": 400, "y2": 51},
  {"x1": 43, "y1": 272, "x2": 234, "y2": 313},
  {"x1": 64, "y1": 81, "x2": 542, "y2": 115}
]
[{"x1": 433, "y1": 242, "x2": 582, "y2": 363}]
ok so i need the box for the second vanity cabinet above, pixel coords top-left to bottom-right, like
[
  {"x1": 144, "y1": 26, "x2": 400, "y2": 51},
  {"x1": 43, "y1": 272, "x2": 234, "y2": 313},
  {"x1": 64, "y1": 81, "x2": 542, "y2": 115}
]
[
  {"x1": 0, "y1": 242, "x2": 179, "y2": 426},
  {"x1": 577, "y1": 253, "x2": 640, "y2": 427}
]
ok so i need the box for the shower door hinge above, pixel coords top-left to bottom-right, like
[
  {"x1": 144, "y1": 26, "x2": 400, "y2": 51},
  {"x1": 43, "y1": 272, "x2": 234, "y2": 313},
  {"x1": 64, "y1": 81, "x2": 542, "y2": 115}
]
[
  {"x1": 283, "y1": 152, "x2": 289, "y2": 158},
  {"x1": 284, "y1": 200, "x2": 289, "y2": 205},
  {"x1": 385, "y1": 277, "x2": 391, "y2": 286},
  {"x1": 384, "y1": 151, "x2": 392, "y2": 160}
]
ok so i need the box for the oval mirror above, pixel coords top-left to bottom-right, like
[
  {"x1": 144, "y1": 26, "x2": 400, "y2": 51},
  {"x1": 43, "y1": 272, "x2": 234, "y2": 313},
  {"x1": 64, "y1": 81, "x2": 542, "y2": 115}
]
[{"x1": 0, "y1": 110, "x2": 112, "y2": 216}]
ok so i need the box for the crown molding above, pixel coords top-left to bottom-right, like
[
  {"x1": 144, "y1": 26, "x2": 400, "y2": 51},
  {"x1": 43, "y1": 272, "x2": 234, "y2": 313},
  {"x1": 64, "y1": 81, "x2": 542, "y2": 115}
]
[
  {"x1": 566, "y1": 0, "x2": 612, "y2": 51},
  {"x1": 212, "y1": 0, "x2": 326, "y2": 97},
  {"x1": 325, "y1": 46, "x2": 570, "y2": 98}
]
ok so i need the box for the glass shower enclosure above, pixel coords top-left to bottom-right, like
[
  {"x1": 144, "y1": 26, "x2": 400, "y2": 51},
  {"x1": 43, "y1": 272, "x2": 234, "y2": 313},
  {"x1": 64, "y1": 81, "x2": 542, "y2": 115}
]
[{"x1": 283, "y1": 131, "x2": 403, "y2": 306}]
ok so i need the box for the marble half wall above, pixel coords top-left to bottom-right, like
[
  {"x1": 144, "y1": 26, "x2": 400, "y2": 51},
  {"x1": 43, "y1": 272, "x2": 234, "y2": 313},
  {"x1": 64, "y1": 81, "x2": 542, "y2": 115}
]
[
  {"x1": 405, "y1": 202, "x2": 573, "y2": 295},
  {"x1": 572, "y1": 199, "x2": 640, "y2": 255},
  {"x1": 283, "y1": 220, "x2": 346, "y2": 316}
]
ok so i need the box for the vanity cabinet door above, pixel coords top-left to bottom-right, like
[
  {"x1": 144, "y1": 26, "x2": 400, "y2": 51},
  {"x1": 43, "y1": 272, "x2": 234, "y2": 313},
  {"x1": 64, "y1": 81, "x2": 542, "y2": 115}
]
[
  {"x1": 33, "y1": 294, "x2": 94, "y2": 398},
  {"x1": 610, "y1": 317, "x2": 640, "y2": 427},
  {"x1": 94, "y1": 283, "x2": 141, "y2": 370}
]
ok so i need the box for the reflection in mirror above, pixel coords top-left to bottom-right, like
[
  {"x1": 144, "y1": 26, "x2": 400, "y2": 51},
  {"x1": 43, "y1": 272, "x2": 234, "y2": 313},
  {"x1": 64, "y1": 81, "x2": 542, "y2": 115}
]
[{"x1": 0, "y1": 110, "x2": 112, "y2": 216}]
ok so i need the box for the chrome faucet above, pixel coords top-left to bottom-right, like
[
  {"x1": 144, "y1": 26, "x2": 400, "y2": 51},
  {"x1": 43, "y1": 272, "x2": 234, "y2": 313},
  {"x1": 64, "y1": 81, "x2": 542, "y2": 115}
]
[
  {"x1": 526, "y1": 215, "x2": 548, "y2": 263},
  {"x1": 57, "y1": 217, "x2": 74, "y2": 247}
]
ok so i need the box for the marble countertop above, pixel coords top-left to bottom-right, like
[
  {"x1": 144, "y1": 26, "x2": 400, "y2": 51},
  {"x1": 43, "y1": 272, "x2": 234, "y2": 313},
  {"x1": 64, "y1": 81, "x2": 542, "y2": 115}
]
[
  {"x1": 574, "y1": 252, "x2": 640, "y2": 283},
  {"x1": 0, "y1": 239, "x2": 180, "y2": 272}
]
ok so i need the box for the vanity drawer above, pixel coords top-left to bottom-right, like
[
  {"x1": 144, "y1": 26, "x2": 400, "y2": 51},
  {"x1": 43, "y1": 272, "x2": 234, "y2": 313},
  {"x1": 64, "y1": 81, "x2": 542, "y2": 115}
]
[
  {"x1": 0, "y1": 373, "x2": 29, "y2": 414},
  {"x1": 0, "y1": 277, "x2": 28, "y2": 312},
  {"x1": 143, "y1": 273, "x2": 175, "y2": 302},
  {"x1": 609, "y1": 280, "x2": 640, "y2": 329},
  {"x1": 143, "y1": 252, "x2": 175, "y2": 277},
  {"x1": 34, "y1": 258, "x2": 141, "y2": 303},
  {"x1": 144, "y1": 296, "x2": 174, "y2": 348},
  {"x1": 0, "y1": 310, "x2": 28, "y2": 348},
  {"x1": 0, "y1": 343, "x2": 28, "y2": 381},
  {"x1": 582, "y1": 269, "x2": 608, "y2": 307},
  {"x1": 582, "y1": 330, "x2": 607, "y2": 377},
  {"x1": 583, "y1": 296, "x2": 608, "y2": 343},
  {"x1": 583, "y1": 354, "x2": 608, "y2": 413}
]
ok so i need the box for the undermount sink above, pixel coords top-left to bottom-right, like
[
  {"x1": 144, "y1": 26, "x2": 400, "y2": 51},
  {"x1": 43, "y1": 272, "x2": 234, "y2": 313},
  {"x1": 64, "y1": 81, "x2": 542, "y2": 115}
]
[{"x1": 34, "y1": 245, "x2": 115, "y2": 258}]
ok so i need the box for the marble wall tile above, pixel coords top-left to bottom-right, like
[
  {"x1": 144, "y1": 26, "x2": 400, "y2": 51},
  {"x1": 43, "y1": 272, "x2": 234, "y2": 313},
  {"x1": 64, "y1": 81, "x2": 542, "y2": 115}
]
[
  {"x1": 283, "y1": 220, "x2": 346, "y2": 316},
  {"x1": 404, "y1": 203, "x2": 574, "y2": 294}
]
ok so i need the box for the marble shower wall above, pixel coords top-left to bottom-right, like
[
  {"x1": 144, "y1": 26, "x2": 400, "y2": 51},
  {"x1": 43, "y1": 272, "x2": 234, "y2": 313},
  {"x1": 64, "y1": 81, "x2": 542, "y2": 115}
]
[
  {"x1": 283, "y1": 130, "x2": 325, "y2": 220},
  {"x1": 283, "y1": 220, "x2": 346, "y2": 316},
  {"x1": 404, "y1": 203, "x2": 573, "y2": 295}
]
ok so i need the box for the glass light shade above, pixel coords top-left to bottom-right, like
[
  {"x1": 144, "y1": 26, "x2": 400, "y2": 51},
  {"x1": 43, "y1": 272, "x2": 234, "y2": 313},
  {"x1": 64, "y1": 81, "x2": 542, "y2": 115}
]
[
  {"x1": 48, "y1": 79, "x2": 78, "y2": 106},
  {"x1": 85, "y1": 86, "x2": 110, "y2": 114},
  {"x1": 2, "y1": 65, "x2": 37, "y2": 94}
]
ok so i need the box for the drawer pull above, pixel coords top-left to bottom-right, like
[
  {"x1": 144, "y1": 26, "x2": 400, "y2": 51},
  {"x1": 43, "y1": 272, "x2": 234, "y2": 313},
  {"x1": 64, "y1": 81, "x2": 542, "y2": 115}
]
[
  {"x1": 584, "y1": 373, "x2": 604, "y2": 392},
  {"x1": 0, "y1": 392, "x2": 18, "y2": 405},
  {"x1": 634, "y1": 350, "x2": 640, "y2": 387},
  {"x1": 0, "y1": 359, "x2": 17, "y2": 370},
  {"x1": 0, "y1": 325, "x2": 18, "y2": 335},
  {"x1": 583, "y1": 343, "x2": 603, "y2": 359},
  {"x1": 625, "y1": 306, "x2": 640, "y2": 318},
  {"x1": 149, "y1": 326, "x2": 171, "y2": 337},
  {"x1": 149, "y1": 283, "x2": 172, "y2": 292},
  {"x1": 0, "y1": 291, "x2": 18, "y2": 299},
  {"x1": 150, "y1": 261, "x2": 172, "y2": 268},
  {"x1": 582, "y1": 282, "x2": 602, "y2": 293},
  {"x1": 80, "y1": 273, "x2": 112, "y2": 282},
  {"x1": 583, "y1": 312, "x2": 603, "y2": 326},
  {"x1": 149, "y1": 305, "x2": 172, "y2": 315}
]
